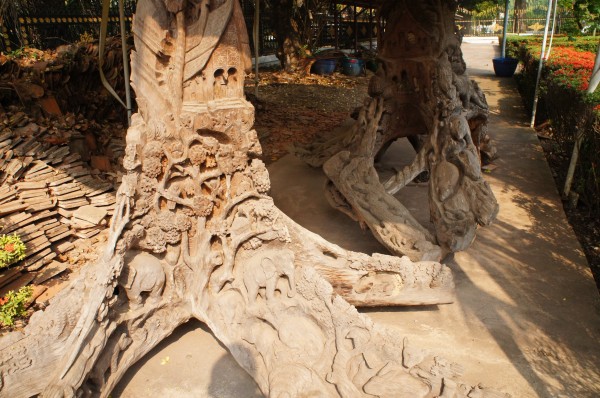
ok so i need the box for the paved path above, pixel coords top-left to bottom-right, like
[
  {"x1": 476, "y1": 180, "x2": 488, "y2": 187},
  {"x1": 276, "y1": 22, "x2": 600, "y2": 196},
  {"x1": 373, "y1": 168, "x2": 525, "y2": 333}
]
[{"x1": 115, "y1": 42, "x2": 600, "y2": 398}]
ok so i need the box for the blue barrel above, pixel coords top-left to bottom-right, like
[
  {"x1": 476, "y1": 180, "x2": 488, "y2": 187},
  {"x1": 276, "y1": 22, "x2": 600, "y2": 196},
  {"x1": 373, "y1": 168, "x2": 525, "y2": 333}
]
[
  {"x1": 341, "y1": 57, "x2": 365, "y2": 76},
  {"x1": 312, "y1": 59, "x2": 337, "y2": 75},
  {"x1": 492, "y1": 57, "x2": 519, "y2": 77}
]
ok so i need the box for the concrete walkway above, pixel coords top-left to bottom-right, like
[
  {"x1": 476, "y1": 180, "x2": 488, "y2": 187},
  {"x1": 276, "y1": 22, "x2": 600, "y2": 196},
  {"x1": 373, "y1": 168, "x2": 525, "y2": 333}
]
[{"x1": 114, "y1": 42, "x2": 600, "y2": 398}]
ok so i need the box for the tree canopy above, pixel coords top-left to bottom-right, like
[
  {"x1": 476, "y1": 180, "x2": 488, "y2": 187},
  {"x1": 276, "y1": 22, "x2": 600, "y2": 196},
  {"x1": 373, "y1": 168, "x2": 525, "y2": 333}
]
[{"x1": 574, "y1": 0, "x2": 600, "y2": 30}]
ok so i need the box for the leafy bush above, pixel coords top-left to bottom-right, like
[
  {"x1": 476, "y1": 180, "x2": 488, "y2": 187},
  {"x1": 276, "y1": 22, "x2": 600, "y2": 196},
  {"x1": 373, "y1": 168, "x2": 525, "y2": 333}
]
[
  {"x1": 0, "y1": 286, "x2": 33, "y2": 327},
  {"x1": 504, "y1": 35, "x2": 600, "y2": 59},
  {"x1": 510, "y1": 36, "x2": 600, "y2": 215},
  {"x1": 0, "y1": 234, "x2": 26, "y2": 269}
]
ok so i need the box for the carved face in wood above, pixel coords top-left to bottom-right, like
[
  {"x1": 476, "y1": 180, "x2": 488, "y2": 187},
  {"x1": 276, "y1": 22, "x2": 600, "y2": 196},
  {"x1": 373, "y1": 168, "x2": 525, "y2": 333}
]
[
  {"x1": 182, "y1": 1, "x2": 247, "y2": 106},
  {"x1": 213, "y1": 66, "x2": 238, "y2": 88},
  {"x1": 208, "y1": 41, "x2": 243, "y2": 100}
]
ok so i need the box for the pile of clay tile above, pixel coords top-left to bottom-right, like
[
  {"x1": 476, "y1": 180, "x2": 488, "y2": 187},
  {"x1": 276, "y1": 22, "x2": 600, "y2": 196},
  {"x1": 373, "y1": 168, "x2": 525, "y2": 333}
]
[
  {"x1": 0, "y1": 36, "x2": 130, "y2": 122},
  {"x1": 0, "y1": 108, "x2": 125, "y2": 321}
]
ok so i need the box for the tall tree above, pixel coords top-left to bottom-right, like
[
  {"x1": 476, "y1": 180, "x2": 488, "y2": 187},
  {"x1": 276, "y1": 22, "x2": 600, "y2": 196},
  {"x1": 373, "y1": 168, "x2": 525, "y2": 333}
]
[
  {"x1": 574, "y1": 0, "x2": 600, "y2": 31},
  {"x1": 514, "y1": 0, "x2": 528, "y2": 33},
  {"x1": 268, "y1": 0, "x2": 332, "y2": 72}
]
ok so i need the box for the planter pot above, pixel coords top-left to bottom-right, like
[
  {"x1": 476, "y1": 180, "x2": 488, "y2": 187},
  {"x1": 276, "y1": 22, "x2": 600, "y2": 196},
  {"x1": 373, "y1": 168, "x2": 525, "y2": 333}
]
[
  {"x1": 341, "y1": 57, "x2": 365, "y2": 76},
  {"x1": 312, "y1": 58, "x2": 337, "y2": 75},
  {"x1": 492, "y1": 57, "x2": 519, "y2": 77}
]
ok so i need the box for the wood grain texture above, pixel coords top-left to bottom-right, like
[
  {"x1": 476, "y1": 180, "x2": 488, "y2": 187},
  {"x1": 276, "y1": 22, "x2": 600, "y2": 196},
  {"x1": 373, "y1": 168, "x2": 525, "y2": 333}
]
[{"x1": 0, "y1": 2, "x2": 506, "y2": 398}]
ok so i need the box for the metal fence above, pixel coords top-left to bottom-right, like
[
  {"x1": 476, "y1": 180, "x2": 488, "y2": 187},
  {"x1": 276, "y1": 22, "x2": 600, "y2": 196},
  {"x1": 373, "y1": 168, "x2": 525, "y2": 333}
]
[
  {"x1": 457, "y1": 17, "x2": 576, "y2": 37},
  {"x1": 238, "y1": 1, "x2": 379, "y2": 56},
  {"x1": 320, "y1": 20, "x2": 378, "y2": 50},
  {"x1": 1, "y1": 1, "x2": 277, "y2": 56},
  {"x1": 320, "y1": 4, "x2": 378, "y2": 51},
  {"x1": 2, "y1": 1, "x2": 379, "y2": 57},
  {"x1": 1, "y1": 1, "x2": 136, "y2": 53},
  {"x1": 239, "y1": 0, "x2": 278, "y2": 56},
  {"x1": 0, "y1": 3, "x2": 582, "y2": 56}
]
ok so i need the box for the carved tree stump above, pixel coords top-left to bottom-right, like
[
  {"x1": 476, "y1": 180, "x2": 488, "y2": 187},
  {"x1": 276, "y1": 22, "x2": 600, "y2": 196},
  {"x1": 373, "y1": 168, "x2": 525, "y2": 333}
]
[
  {"x1": 297, "y1": 0, "x2": 499, "y2": 259},
  {"x1": 0, "y1": 1, "x2": 505, "y2": 397}
]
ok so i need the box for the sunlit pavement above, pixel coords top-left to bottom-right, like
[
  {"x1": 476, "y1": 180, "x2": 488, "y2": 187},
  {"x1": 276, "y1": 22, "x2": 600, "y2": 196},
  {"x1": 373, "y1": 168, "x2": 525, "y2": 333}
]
[{"x1": 115, "y1": 40, "x2": 600, "y2": 398}]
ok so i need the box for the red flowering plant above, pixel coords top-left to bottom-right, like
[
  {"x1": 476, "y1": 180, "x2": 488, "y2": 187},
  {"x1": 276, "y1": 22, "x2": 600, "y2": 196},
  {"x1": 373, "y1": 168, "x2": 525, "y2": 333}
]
[
  {"x1": 0, "y1": 234, "x2": 26, "y2": 269},
  {"x1": 545, "y1": 46, "x2": 596, "y2": 93},
  {"x1": 510, "y1": 37, "x2": 600, "y2": 215},
  {"x1": 541, "y1": 46, "x2": 600, "y2": 214}
]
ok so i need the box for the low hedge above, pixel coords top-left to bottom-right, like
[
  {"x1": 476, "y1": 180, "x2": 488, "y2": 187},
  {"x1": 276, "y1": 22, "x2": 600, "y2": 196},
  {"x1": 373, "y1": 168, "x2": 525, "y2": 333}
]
[
  {"x1": 508, "y1": 35, "x2": 600, "y2": 215},
  {"x1": 503, "y1": 35, "x2": 600, "y2": 56}
]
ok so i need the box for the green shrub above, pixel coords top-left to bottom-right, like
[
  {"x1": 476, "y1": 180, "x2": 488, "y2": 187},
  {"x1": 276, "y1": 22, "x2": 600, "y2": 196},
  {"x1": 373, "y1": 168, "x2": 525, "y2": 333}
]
[
  {"x1": 0, "y1": 234, "x2": 26, "y2": 269},
  {"x1": 0, "y1": 286, "x2": 33, "y2": 327},
  {"x1": 509, "y1": 36, "x2": 600, "y2": 215},
  {"x1": 504, "y1": 35, "x2": 600, "y2": 58}
]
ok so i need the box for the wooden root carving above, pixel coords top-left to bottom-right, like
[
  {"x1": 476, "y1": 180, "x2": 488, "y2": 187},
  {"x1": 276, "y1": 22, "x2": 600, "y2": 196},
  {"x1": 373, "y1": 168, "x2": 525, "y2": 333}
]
[
  {"x1": 0, "y1": 1, "x2": 506, "y2": 397},
  {"x1": 296, "y1": 0, "x2": 499, "y2": 258}
]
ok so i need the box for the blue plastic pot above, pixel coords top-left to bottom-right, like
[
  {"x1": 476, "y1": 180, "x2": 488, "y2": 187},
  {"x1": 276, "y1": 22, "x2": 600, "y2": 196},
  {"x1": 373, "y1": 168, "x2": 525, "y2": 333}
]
[
  {"x1": 492, "y1": 57, "x2": 519, "y2": 77},
  {"x1": 312, "y1": 58, "x2": 337, "y2": 75},
  {"x1": 341, "y1": 57, "x2": 365, "y2": 76}
]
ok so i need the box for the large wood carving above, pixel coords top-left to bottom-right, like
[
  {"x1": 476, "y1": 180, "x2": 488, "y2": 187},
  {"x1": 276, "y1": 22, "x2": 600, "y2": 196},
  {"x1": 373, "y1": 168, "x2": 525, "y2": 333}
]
[
  {"x1": 298, "y1": 0, "x2": 499, "y2": 260},
  {"x1": 0, "y1": 1, "x2": 504, "y2": 397}
]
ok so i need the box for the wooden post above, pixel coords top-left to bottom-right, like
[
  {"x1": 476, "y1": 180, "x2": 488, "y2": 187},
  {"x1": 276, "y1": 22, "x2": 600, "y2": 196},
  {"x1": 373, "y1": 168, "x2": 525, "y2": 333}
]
[
  {"x1": 354, "y1": 1, "x2": 358, "y2": 53},
  {"x1": 369, "y1": 6, "x2": 373, "y2": 51},
  {"x1": 118, "y1": 0, "x2": 133, "y2": 125},
  {"x1": 334, "y1": 2, "x2": 339, "y2": 49},
  {"x1": 253, "y1": 0, "x2": 260, "y2": 98}
]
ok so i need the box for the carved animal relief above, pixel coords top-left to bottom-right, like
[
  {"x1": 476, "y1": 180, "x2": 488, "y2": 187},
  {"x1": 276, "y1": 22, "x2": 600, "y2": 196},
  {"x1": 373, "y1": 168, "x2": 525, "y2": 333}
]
[{"x1": 0, "y1": 1, "x2": 505, "y2": 397}]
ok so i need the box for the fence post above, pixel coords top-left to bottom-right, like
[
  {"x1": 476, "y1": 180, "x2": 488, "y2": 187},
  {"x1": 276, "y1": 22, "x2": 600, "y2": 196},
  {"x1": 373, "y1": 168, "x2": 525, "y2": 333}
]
[
  {"x1": 353, "y1": 1, "x2": 358, "y2": 53},
  {"x1": 530, "y1": 0, "x2": 554, "y2": 129},
  {"x1": 118, "y1": 0, "x2": 132, "y2": 125},
  {"x1": 253, "y1": 0, "x2": 260, "y2": 98}
]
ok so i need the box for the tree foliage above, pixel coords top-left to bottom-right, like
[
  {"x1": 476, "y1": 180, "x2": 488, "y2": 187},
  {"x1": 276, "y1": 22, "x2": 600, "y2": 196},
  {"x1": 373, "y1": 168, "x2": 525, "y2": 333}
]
[
  {"x1": 574, "y1": 0, "x2": 600, "y2": 30},
  {"x1": 459, "y1": 0, "x2": 503, "y2": 11}
]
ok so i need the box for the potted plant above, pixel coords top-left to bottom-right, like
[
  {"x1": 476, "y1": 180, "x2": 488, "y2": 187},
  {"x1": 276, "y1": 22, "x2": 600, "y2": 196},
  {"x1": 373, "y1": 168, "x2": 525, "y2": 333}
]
[
  {"x1": 493, "y1": 56, "x2": 519, "y2": 77},
  {"x1": 494, "y1": 0, "x2": 519, "y2": 77}
]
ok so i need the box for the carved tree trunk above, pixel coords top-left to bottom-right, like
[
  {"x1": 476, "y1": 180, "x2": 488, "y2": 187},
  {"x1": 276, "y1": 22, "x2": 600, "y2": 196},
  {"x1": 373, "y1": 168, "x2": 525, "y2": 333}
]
[
  {"x1": 272, "y1": 0, "x2": 305, "y2": 73},
  {"x1": 0, "y1": 1, "x2": 503, "y2": 397},
  {"x1": 296, "y1": 0, "x2": 499, "y2": 260}
]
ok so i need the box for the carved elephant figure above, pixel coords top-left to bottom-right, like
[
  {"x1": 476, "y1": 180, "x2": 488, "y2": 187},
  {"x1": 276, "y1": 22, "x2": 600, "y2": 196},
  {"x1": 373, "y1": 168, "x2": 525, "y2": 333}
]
[
  {"x1": 120, "y1": 251, "x2": 166, "y2": 309},
  {"x1": 243, "y1": 249, "x2": 295, "y2": 303}
]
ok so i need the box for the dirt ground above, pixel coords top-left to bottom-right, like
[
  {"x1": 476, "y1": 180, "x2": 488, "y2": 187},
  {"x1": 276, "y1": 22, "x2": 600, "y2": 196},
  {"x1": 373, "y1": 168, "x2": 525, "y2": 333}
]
[{"x1": 247, "y1": 71, "x2": 370, "y2": 164}]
